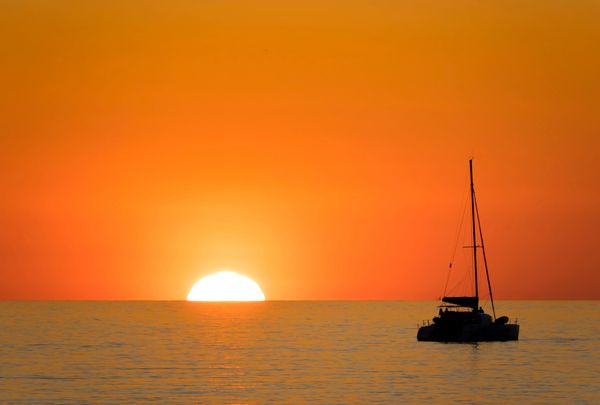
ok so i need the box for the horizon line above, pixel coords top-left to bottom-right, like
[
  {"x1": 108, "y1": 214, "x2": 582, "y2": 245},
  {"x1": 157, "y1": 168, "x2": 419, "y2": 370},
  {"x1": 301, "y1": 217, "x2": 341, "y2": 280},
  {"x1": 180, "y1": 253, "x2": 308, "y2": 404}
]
[{"x1": 1, "y1": 298, "x2": 598, "y2": 302}]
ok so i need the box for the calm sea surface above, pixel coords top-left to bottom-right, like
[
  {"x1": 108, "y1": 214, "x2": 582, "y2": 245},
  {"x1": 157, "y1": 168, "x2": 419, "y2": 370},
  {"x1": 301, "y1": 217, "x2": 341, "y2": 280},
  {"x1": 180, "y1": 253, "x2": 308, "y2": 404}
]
[{"x1": 1, "y1": 301, "x2": 598, "y2": 404}]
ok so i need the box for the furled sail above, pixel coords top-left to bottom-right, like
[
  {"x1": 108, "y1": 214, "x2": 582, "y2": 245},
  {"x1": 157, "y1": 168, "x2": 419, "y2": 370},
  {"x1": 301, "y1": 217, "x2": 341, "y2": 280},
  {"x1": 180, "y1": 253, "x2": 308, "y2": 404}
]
[{"x1": 442, "y1": 296, "x2": 478, "y2": 309}]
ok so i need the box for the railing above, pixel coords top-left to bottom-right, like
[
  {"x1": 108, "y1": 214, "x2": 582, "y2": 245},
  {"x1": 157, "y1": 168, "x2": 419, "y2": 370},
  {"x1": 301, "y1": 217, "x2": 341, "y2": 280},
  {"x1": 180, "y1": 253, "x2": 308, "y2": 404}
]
[
  {"x1": 418, "y1": 320, "x2": 431, "y2": 327},
  {"x1": 418, "y1": 317, "x2": 519, "y2": 327}
]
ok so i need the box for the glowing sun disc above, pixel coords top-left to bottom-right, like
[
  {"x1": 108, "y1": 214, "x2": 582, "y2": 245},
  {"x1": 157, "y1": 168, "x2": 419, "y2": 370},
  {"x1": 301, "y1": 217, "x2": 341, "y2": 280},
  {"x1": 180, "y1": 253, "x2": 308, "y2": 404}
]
[{"x1": 187, "y1": 271, "x2": 266, "y2": 301}]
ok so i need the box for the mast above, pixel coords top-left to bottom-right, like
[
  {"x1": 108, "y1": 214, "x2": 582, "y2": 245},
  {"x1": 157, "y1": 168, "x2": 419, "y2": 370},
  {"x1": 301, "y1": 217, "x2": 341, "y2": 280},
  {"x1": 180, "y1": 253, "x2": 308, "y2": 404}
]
[{"x1": 469, "y1": 160, "x2": 479, "y2": 304}]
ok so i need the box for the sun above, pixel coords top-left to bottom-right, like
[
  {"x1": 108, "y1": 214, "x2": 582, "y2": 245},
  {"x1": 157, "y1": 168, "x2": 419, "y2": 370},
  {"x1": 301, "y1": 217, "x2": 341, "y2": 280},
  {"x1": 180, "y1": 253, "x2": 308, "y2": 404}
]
[{"x1": 187, "y1": 271, "x2": 266, "y2": 301}]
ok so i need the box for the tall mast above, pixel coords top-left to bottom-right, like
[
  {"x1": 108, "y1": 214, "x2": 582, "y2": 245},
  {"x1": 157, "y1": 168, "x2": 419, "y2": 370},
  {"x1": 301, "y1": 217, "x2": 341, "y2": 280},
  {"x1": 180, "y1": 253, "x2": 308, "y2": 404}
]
[{"x1": 469, "y1": 159, "x2": 479, "y2": 303}]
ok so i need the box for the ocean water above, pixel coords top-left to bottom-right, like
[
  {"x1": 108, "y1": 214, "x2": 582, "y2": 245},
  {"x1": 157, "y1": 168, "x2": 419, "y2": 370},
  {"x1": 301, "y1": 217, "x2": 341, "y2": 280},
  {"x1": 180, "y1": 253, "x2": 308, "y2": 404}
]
[{"x1": 1, "y1": 301, "x2": 598, "y2": 404}]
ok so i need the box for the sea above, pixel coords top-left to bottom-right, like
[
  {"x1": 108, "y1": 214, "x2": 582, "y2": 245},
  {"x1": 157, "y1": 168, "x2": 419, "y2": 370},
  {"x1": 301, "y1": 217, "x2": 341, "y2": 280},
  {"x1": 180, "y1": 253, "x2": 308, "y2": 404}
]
[{"x1": 1, "y1": 301, "x2": 598, "y2": 404}]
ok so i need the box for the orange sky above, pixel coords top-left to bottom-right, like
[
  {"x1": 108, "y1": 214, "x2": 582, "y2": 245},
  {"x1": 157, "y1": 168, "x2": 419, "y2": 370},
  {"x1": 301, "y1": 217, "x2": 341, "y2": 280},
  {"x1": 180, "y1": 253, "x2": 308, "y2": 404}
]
[{"x1": 1, "y1": 1, "x2": 599, "y2": 300}]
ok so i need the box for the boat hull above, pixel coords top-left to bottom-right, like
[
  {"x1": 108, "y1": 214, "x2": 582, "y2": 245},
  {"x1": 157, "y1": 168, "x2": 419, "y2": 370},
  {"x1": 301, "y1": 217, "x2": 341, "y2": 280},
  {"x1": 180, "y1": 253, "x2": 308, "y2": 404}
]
[{"x1": 417, "y1": 323, "x2": 519, "y2": 342}]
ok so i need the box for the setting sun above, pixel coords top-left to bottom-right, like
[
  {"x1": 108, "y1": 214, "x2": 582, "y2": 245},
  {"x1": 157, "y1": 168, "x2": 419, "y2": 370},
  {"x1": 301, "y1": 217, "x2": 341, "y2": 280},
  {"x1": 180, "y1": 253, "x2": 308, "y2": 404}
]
[{"x1": 187, "y1": 271, "x2": 266, "y2": 302}]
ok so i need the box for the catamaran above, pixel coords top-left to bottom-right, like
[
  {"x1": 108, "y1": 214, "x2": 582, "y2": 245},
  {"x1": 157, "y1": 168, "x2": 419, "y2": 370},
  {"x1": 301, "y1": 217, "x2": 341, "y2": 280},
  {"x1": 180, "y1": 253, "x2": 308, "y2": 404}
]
[{"x1": 417, "y1": 160, "x2": 519, "y2": 342}]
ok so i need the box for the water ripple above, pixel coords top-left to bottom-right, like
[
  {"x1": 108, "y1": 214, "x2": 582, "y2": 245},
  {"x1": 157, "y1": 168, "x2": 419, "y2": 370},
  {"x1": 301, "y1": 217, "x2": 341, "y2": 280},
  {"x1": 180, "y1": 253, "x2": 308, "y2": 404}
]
[{"x1": 0, "y1": 301, "x2": 598, "y2": 403}]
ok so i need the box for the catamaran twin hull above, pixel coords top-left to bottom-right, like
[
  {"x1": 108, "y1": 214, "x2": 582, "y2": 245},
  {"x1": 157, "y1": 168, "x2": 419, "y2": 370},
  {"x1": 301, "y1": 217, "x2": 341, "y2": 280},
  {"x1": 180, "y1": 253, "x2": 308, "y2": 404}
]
[{"x1": 417, "y1": 322, "x2": 519, "y2": 342}]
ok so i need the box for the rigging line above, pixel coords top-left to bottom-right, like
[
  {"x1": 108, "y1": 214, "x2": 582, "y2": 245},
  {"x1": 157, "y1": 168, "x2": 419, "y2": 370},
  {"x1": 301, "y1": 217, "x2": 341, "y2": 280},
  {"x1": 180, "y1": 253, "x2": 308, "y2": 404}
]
[
  {"x1": 443, "y1": 179, "x2": 470, "y2": 297},
  {"x1": 449, "y1": 178, "x2": 470, "y2": 265},
  {"x1": 474, "y1": 192, "x2": 496, "y2": 320},
  {"x1": 448, "y1": 258, "x2": 471, "y2": 296},
  {"x1": 447, "y1": 248, "x2": 472, "y2": 296}
]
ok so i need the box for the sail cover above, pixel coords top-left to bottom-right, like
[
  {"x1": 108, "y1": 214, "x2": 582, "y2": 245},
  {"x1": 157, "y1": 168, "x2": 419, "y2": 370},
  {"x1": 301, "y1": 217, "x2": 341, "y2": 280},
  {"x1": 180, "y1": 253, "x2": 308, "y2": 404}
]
[{"x1": 442, "y1": 296, "x2": 479, "y2": 309}]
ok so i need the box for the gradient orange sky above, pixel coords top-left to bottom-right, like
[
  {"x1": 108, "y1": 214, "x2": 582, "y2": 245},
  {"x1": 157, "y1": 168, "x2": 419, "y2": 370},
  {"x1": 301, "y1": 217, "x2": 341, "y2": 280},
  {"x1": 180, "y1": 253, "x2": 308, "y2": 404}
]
[{"x1": 1, "y1": 1, "x2": 599, "y2": 300}]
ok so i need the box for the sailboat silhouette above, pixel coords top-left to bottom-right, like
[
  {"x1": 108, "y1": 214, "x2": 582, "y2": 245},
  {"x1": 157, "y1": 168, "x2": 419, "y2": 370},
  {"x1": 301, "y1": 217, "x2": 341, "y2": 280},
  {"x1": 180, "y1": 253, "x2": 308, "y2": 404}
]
[{"x1": 417, "y1": 160, "x2": 519, "y2": 342}]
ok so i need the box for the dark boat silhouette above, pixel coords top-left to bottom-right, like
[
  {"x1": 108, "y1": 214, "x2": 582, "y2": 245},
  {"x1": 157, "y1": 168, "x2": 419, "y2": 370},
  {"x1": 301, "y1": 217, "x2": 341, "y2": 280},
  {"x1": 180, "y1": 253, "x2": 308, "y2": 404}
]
[{"x1": 417, "y1": 160, "x2": 519, "y2": 342}]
